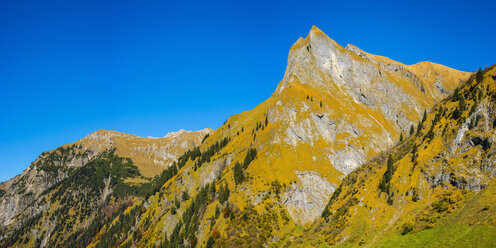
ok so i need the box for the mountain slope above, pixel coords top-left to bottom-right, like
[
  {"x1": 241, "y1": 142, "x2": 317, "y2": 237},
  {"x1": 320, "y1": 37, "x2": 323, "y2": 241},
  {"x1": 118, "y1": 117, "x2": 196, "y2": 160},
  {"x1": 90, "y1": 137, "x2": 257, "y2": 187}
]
[
  {"x1": 292, "y1": 65, "x2": 496, "y2": 247},
  {"x1": 95, "y1": 26, "x2": 472, "y2": 248},
  {"x1": 0, "y1": 128, "x2": 211, "y2": 247}
]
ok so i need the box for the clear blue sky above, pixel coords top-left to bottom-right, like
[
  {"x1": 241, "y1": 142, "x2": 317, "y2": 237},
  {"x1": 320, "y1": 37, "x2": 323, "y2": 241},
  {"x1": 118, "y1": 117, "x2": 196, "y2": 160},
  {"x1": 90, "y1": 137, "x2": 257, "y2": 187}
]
[{"x1": 1, "y1": 0, "x2": 495, "y2": 181}]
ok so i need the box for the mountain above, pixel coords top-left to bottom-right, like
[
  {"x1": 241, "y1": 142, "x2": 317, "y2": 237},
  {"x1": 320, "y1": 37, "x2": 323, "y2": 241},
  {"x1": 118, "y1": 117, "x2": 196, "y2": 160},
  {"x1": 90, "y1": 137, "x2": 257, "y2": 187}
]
[
  {"x1": 0, "y1": 128, "x2": 211, "y2": 247},
  {"x1": 0, "y1": 26, "x2": 486, "y2": 248}
]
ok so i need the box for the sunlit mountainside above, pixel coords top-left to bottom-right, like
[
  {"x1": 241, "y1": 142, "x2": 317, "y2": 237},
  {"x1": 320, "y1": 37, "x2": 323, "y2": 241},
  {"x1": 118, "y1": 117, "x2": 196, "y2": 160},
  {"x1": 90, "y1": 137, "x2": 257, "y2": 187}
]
[{"x1": 2, "y1": 26, "x2": 495, "y2": 248}]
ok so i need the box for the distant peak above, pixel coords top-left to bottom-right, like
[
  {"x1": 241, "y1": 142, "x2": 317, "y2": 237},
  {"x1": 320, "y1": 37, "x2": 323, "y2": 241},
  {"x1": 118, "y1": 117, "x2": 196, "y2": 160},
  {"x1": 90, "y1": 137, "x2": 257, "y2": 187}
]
[
  {"x1": 199, "y1": 127, "x2": 214, "y2": 133},
  {"x1": 84, "y1": 129, "x2": 132, "y2": 141},
  {"x1": 164, "y1": 129, "x2": 187, "y2": 138},
  {"x1": 163, "y1": 128, "x2": 213, "y2": 139}
]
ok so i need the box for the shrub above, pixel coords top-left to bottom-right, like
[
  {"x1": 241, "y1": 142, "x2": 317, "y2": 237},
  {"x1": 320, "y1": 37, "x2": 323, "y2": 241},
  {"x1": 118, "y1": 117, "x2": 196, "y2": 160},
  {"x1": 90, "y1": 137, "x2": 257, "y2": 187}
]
[{"x1": 401, "y1": 222, "x2": 414, "y2": 235}]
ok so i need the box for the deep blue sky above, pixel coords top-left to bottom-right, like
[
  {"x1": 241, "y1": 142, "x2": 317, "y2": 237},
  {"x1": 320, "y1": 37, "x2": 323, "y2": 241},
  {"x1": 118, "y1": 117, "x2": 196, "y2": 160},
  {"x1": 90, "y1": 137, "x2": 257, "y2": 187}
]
[{"x1": 1, "y1": 0, "x2": 495, "y2": 181}]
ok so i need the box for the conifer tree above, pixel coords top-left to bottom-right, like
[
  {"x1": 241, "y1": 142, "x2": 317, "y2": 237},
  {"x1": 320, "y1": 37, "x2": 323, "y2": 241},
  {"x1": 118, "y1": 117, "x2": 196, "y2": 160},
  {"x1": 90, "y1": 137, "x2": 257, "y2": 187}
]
[
  {"x1": 233, "y1": 162, "x2": 245, "y2": 185},
  {"x1": 206, "y1": 236, "x2": 215, "y2": 248},
  {"x1": 379, "y1": 155, "x2": 395, "y2": 193},
  {"x1": 219, "y1": 182, "x2": 230, "y2": 204},
  {"x1": 243, "y1": 148, "x2": 257, "y2": 169},
  {"x1": 182, "y1": 191, "x2": 190, "y2": 201},
  {"x1": 459, "y1": 95, "x2": 466, "y2": 112},
  {"x1": 453, "y1": 87, "x2": 460, "y2": 101},
  {"x1": 476, "y1": 68, "x2": 483, "y2": 84}
]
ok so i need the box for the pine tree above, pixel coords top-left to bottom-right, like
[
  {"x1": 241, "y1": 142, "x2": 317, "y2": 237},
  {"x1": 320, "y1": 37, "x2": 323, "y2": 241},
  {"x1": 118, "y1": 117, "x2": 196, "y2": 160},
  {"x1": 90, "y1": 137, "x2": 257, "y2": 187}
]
[
  {"x1": 219, "y1": 182, "x2": 230, "y2": 204},
  {"x1": 476, "y1": 68, "x2": 483, "y2": 84},
  {"x1": 399, "y1": 133, "x2": 403, "y2": 142},
  {"x1": 206, "y1": 236, "x2": 215, "y2": 248},
  {"x1": 182, "y1": 191, "x2": 190, "y2": 201},
  {"x1": 416, "y1": 121, "x2": 423, "y2": 136},
  {"x1": 233, "y1": 162, "x2": 245, "y2": 185},
  {"x1": 453, "y1": 87, "x2": 460, "y2": 101},
  {"x1": 243, "y1": 148, "x2": 257, "y2": 169},
  {"x1": 409, "y1": 124, "x2": 415, "y2": 135},
  {"x1": 210, "y1": 180, "x2": 216, "y2": 195},
  {"x1": 458, "y1": 95, "x2": 466, "y2": 112},
  {"x1": 452, "y1": 107, "x2": 461, "y2": 120},
  {"x1": 379, "y1": 155, "x2": 395, "y2": 193},
  {"x1": 215, "y1": 205, "x2": 220, "y2": 219},
  {"x1": 173, "y1": 198, "x2": 180, "y2": 208}
]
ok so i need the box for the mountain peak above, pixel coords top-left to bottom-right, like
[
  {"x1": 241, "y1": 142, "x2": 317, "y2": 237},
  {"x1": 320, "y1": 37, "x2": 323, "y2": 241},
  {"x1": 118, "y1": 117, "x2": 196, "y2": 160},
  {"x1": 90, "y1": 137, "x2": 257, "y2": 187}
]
[
  {"x1": 163, "y1": 128, "x2": 212, "y2": 139},
  {"x1": 163, "y1": 129, "x2": 188, "y2": 138},
  {"x1": 84, "y1": 129, "x2": 134, "y2": 141},
  {"x1": 290, "y1": 25, "x2": 341, "y2": 53},
  {"x1": 309, "y1": 25, "x2": 324, "y2": 35}
]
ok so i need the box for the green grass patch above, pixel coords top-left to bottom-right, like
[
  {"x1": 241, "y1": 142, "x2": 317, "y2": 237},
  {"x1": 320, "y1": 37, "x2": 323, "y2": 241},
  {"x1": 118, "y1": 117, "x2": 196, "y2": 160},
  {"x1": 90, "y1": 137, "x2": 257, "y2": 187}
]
[{"x1": 376, "y1": 224, "x2": 496, "y2": 248}]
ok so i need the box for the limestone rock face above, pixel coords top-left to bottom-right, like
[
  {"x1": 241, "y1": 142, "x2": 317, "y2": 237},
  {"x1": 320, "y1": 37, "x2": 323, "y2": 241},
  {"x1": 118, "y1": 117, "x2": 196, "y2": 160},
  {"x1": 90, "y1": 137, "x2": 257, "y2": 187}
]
[
  {"x1": 249, "y1": 26, "x2": 469, "y2": 223},
  {"x1": 283, "y1": 171, "x2": 335, "y2": 224},
  {"x1": 275, "y1": 27, "x2": 466, "y2": 170}
]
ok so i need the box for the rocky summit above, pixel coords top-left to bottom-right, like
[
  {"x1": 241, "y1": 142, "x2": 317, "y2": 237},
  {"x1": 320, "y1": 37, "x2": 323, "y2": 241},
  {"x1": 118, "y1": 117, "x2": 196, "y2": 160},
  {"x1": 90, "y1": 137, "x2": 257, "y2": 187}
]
[{"x1": 1, "y1": 26, "x2": 494, "y2": 248}]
